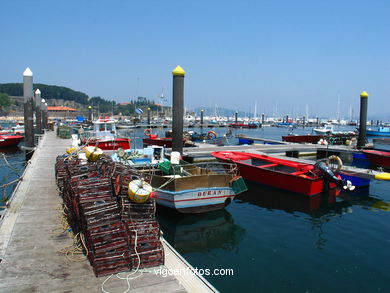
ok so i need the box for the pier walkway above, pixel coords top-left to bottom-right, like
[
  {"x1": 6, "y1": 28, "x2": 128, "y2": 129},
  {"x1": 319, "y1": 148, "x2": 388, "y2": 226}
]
[{"x1": 0, "y1": 131, "x2": 216, "y2": 293}]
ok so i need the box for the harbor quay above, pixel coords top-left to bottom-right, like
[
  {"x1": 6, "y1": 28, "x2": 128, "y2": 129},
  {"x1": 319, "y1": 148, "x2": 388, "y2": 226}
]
[{"x1": 0, "y1": 131, "x2": 217, "y2": 293}]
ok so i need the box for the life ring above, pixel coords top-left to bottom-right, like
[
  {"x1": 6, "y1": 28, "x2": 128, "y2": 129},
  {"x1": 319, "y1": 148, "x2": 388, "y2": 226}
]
[
  {"x1": 207, "y1": 131, "x2": 217, "y2": 140},
  {"x1": 144, "y1": 128, "x2": 152, "y2": 137},
  {"x1": 327, "y1": 155, "x2": 342, "y2": 173}
]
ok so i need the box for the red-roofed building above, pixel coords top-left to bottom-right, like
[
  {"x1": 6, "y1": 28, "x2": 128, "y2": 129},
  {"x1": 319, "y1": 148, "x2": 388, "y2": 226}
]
[
  {"x1": 47, "y1": 106, "x2": 77, "y2": 111},
  {"x1": 48, "y1": 106, "x2": 79, "y2": 119}
]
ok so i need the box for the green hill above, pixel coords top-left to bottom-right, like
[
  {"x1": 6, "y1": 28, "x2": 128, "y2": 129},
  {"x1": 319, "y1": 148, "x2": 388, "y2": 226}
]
[{"x1": 0, "y1": 83, "x2": 89, "y2": 104}]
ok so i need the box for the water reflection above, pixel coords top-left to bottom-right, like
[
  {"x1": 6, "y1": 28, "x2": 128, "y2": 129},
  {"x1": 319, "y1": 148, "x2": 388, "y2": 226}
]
[
  {"x1": 157, "y1": 207, "x2": 245, "y2": 254},
  {"x1": 236, "y1": 181, "x2": 353, "y2": 217}
]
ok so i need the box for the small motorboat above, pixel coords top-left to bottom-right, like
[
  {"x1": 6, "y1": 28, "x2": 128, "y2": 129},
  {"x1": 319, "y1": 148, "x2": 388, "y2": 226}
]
[
  {"x1": 142, "y1": 129, "x2": 195, "y2": 148},
  {"x1": 0, "y1": 135, "x2": 24, "y2": 147},
  {"x1": 313, "y1": 124, "x2": 334, "y2": 135},
  {"x1": 81, "y1": 117, "x2": 131, "y2": 150},
  {"x1": 362, "y1": 150, "x2": 390, "y2": 169},
  {"x1": 228, "y1": 122, "x2": 257, "y2": 129},
  {"x1": 366, "y1": 127, "x2": 390, "y2": 137},
  {"x1": 282, "y1": 134, "x2": 324, "y2": 144},
  {"x1": 212, "y1": 151, "x2": 352, "y2": 196},
  {"x1": 135, "y1": 161, "x2": 247, "y2": 213}
]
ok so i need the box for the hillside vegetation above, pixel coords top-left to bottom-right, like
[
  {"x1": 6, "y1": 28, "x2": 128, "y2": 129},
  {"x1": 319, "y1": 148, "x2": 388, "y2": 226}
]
[{"x1": 0, "y1": 83, "x2": 89, "y2": 104}]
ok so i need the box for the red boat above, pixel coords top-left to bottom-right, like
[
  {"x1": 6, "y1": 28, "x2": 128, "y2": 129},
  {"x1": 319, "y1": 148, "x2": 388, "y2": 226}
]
[
  {"x1": 83, "y1": 117, "x2": 131, "y2": 150},
  {"x1": 228, "y1": 123, "x2": 257, "y2": 129},
  {"x1": 362, "y1": 150, "x2": 390, "y2": 169},
  {"x1": 0, "y1": 135, "x2": 24, "y2": 147},
  {"x1": 211, "y1": 151, "x2": 342, "y2": 196},
  {"x1": 142, "y1": 130, "x2": 194, "y2": 148},
  {"x1": 282, "y1": 134, "x2": 323, "y2": 144}
]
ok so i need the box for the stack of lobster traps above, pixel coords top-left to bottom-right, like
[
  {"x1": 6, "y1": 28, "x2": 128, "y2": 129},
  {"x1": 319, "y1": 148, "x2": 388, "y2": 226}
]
[{"x1": 54, "y1": 155, "x2": 164, "y2": 277}]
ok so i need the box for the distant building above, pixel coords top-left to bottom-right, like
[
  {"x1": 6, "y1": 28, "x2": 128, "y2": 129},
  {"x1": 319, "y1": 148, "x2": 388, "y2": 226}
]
[{"x1": 48, "y1": 106, "x2": 78, "y2": 119}]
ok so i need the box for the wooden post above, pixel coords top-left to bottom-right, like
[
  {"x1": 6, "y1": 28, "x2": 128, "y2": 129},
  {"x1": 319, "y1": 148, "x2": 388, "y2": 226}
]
[
  {"x1": 357, "y1": 91, "x2": 369, "y2": 148},
  {"x1": 35, "y1": 89, "x2": 42, "y2": 134},
  {"x1": 172, "y1": 65, "x2": 185, "y2": 154},
  {"x1": 23, "y1": 68, "x2": 34, "y2": 148}
]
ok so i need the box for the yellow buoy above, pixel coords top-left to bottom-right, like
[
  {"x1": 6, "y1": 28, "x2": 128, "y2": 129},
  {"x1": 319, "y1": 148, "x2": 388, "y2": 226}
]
[
  {"x1": 66, "y1": 147, "x2": 78, "y2": 154},
  {"x1": 375, "y1": 173, "x2": 390, "y2": 181},
  {"x1": 128, "y1": 179, "x2": 153, "y2": 203},
  {"x1": 84, "y1": 146, "x2": 103, "y2": 162}
]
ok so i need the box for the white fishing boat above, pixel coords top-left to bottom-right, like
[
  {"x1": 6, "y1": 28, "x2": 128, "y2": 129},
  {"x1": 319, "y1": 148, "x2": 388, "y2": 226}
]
[
  {"x1": 313, "y1": 124, "x2": 334, "y2": 135},
  {"x1": 139, "y1": 161, "x2": 247, "y2": 213}
]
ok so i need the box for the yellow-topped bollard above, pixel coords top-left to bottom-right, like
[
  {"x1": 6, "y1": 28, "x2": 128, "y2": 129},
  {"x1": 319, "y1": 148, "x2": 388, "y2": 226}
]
[
  {"x1": 172, "y1": 65, "x2": 186, "y2": 154},
  {"x1": 357, "y1": 90, "x2": 369, "y2": 148},
  {"x1": 172, "y1": 65, "x2": 186, "y2": 76}
]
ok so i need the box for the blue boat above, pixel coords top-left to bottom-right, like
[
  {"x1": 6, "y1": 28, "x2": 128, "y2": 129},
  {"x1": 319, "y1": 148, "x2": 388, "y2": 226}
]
[{"x1": 366, "y1": 127, "x2": 390, "y2": 137}]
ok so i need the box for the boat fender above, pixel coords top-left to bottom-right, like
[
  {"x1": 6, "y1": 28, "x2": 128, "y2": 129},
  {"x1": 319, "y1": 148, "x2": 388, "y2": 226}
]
[
  {"x1": 144, "y1": 128, "x2": 152, "y2": 137},
  {"x1": 207, "y1": 131, "x2": 217, "y2": 140},
  {"x1": 128, "y1": 179, "x2": 153, "y2": 203}
]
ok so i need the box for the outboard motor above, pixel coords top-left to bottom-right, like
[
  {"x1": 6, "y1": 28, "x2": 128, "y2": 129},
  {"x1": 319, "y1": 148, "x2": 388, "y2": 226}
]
[{"x1": 315, "y1": 159, "x2": 355, "y2": 191}]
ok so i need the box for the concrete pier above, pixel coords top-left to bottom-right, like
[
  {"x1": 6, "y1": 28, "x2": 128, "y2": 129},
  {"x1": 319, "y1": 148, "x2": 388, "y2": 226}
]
[{"x1": 0, "y1": 131, "x2": 216, "y2": 292}]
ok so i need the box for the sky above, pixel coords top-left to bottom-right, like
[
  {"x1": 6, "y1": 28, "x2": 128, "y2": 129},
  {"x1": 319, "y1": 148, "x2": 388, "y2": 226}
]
[{"x1": 1, "y1": 0, "x2": 389, "y2": 119}]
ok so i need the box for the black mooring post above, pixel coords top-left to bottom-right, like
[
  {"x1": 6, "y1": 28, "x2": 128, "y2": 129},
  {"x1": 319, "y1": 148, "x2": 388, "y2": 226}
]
[
  {"x1": 261, "y1": 113, "x2": 265, "y2": 124},
  {"x1": 23, "y1": 68, "x2": 35, "y2": 148},
  {"x1": 357, "y1": 91, "x2": 369, "y2": 148},
  {"x1": 235, "y1": 111, "x2": 238, "y2": 123},
  {"x1": 200, "y1": 109, "x2": 204, "y2": 126},
  {"x1": 147, "y1": 107, "x2": 151, "y2": 126},
  {"x1": 172, "y1": 65, "x2": 185, "y2": 154}
]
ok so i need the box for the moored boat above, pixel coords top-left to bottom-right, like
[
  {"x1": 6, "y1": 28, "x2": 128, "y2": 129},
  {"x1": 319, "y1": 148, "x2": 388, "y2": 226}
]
[
  {"x1": 362, "y1": 150, "x2": 390, "y2": 169},
  {"x1": 282, "y1": 134, "x2": 324, "y2": 144},
  {"x1": 142, "y1": 129, "x2": 195, "y2": 148},
  {"x1": 212, "y1": 151, "x2": 350, "y2": 196},
  {"x1": 81, "y1": 117, "x2": 131, "y2": 150},
  {"x1": 138, "y1": 161, "x2": 247, "y2": 213},
  {"x1": 0, "y1": 135, "x2": 24, "y2": 148},
  {"x1": 228, "y1": 122, "x2": 257, "y2": 129},
  {"x1": 313, "y1": 124, "x2": 334, "y2": 135},
  {"x1": 366, "y1": 127, "x2": 390, "y2": 137}
]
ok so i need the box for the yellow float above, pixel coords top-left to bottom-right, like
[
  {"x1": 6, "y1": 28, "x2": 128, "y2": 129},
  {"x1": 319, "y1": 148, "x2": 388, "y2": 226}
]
[
  {"x1": 84, "y1": 146, "x2": 103, "y2": 162},
  {"x1": 128, "y1": 179, "x2": 153, "y2": 203}
]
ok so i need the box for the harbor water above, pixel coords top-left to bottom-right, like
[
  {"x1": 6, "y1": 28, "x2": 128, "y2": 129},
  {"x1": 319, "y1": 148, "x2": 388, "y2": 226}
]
[{"x1": 1, "y1": 125, "x2": 389, "y2": 293}]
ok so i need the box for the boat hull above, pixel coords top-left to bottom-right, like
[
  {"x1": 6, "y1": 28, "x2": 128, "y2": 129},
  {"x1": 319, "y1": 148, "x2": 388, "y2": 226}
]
[
  {"x1": 362, "y1": 150, "x2": 390, "y2": 168},
  {"x1": 154, "y1": 187, "x2": 235, "y2": 213},
  {"x1": 0, "y1": 135, "x2": 24, "y2": 147},
  {"x1": 282, "y1": 135, "x2": 323, "y2": 143},
  {"x1": 85, "y1": 138, "x2": 130, "y2": 150}
]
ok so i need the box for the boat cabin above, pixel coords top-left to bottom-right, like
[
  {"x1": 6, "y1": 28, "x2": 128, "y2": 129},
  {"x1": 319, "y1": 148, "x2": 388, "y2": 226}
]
[{"x1": 93, "y1": 117, "x2": 116, "y2": 138}]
